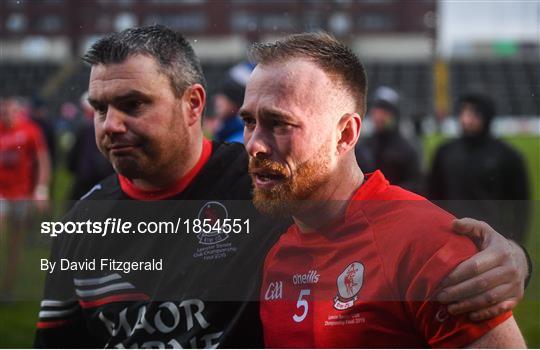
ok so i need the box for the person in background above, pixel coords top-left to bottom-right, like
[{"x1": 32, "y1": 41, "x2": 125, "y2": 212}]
[
  {"x1": 0, "y1": 96, "x2": 51, "y2": 299},
  {"x1": 55, "y1": 101, "x2": 81, "y2": 154},
  {"x1": 428, "y1": 93, "x2": 530, "y2": 245},
  {"x1": 201, "y1": 114, "x2": 221, "y2": 139},
  {"x1": 30, "y1": 96, "x2": 57, "y2": 169},
  {"x1": 360, "y1": 86, "x2": 422, "y2": 193},
  {"x1": 67, "y1": 92, "x2": 113, "y2": 200},
  {"x1": 212, "y1": 62, "x2": 254, "y2": 143}
]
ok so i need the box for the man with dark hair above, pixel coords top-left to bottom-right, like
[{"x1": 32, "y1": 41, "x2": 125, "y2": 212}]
[
  {"x1": 35, "y1": 25, "x2": 277, "y2": 348},
  {"x1": 36, "y1": 26, "x2": 530, "y2": 348},
  {"x1": 83, "y1": 24, "x2": 207, "y2": 95},
  {"x1": 241, "y1": 33, "x2": 526, "y2": 347},
  {"x1": 429, "y1": 93, "x2": 530, "y2": 245}
]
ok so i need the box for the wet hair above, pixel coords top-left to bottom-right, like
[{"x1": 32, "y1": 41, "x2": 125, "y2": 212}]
[
  {"x1": 83, "y1": 24, "x2": 206, "y2": 95},
  {"x1": 248, "y1": 32, "x2": 368, "y2": 116}
]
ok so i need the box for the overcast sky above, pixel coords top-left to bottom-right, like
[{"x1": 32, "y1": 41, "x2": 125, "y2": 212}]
[{"x1": 438, "y1": 0, "x2": 540, "y2": 56}]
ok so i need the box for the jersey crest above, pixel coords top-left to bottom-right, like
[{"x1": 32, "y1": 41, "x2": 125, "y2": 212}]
[
  {"x1": 334, "y1": 262, "x2": 364, "y2": 310},
  {"x1": 196, "y1": 201, "x2": 229, "y2": 245}
]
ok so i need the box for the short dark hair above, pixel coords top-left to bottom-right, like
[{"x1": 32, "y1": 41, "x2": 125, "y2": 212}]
[
  {"x1": 458, "y1": 93, "x2": 495, "y2": 123},
  {"x1": 83, "y1": 24, "x2": 206, "y2": 96},
  {"x1": 248, "y1": 32, "x2": 368, "y2": 116}
]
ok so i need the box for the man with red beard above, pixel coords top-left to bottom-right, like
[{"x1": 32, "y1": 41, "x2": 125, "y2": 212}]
[{"x1": 241, "y1": 33, "x2": 527, "y2": 347}]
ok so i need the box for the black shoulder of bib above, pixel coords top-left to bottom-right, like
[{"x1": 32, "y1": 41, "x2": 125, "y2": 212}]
[
  {"x1": 178, "y1": 141, "x2": 252, "y2": 200},
  {"x1": 75, "y1": 141, "x2": 251, "y2": 202},
  {"x1": 79, "y1": 173, "x2": 124, "y2": 200}
]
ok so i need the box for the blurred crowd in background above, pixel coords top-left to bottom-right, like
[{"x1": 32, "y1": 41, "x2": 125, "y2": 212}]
[{"x1": 1, "y1": 0, "x2": 539, "y2": 302}]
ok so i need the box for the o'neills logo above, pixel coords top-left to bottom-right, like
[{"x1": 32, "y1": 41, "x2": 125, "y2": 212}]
[
  {"x1": 334, "y1": 262, "x2": 364, "y2": 310},
  {"x1": 196, "y1": 201, "x2": 229, "y2": 245},
  {"x1": 293, "y1": 270, "x2": 320, "y2": 285}
]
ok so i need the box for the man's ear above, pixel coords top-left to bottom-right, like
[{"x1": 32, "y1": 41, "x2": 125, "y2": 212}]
[
  {"x1": 336, "y1": 112, "x2": 362, "y2": 155},
  {"x1": 183, "y1": 84, "x2": 206, "y2": 126}
]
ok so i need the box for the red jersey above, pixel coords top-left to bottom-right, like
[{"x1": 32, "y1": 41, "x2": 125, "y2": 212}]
[
  {"x1": 0, "y1": 115, "x2": 46, "y2": 199},
  {"x1": 261, "y1": 171, "x2": 511, "y2": 348}
]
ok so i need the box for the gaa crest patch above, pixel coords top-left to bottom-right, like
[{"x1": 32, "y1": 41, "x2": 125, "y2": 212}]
[
  {"x1": 196, "y1": 201, "x2": 229, "y2": 245},
  {"x1": 334, "y1": 261, "x2": 364, "y2": 310}
]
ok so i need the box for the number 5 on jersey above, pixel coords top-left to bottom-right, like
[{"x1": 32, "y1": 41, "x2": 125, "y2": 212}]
[{"x1": 293, "y1": 289, "x2": 311, "y2": 323}]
